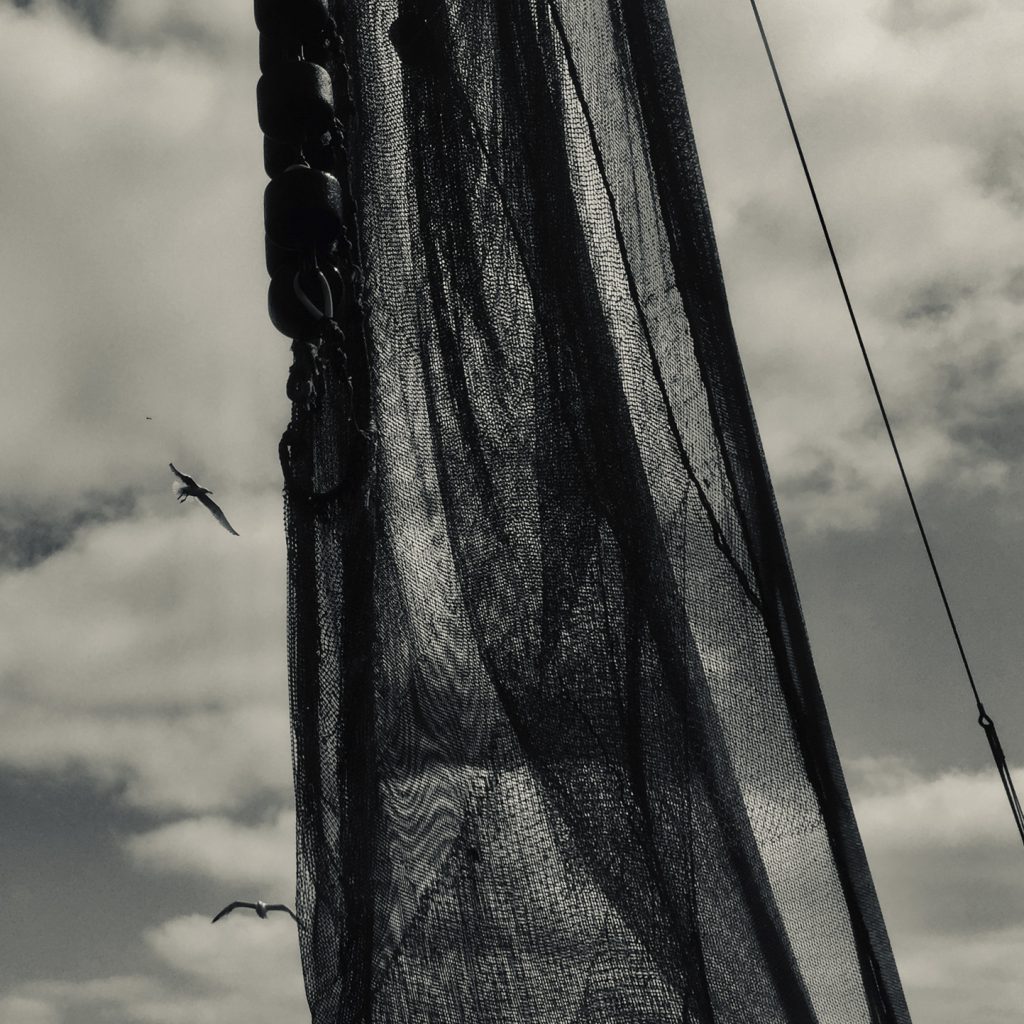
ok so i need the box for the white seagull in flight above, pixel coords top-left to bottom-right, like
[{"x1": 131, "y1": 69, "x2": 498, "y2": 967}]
[
  {"x1": 211, "y1": 900, "x2": 298, "y2": 924},
  {"x1": 169, "y1": 463, "x2": 239, "y2": 536}
]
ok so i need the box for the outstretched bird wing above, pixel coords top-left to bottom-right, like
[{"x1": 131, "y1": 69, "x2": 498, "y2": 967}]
[
  {"x1": 211, "y1": 901, "x2": 258, "y2": 923},
  {"x1": 169, "y1": 463, "x2": 198, "y2": 489},
  {"x1": 265, "y1": 904, "x2": 298, "y2": 922},
  {"x1": 197, "y1": 492, "x2": 239, "y2": 536}
]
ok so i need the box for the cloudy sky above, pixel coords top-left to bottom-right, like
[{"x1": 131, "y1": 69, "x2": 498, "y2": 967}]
[{"x1": 0, "y1": 0, "x2": 1021, "y2": 1021}]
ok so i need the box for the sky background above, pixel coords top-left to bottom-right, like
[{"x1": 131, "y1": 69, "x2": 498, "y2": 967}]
[{"x1": 0, "y1": 0, "x2": 1021, "y2": 1021}]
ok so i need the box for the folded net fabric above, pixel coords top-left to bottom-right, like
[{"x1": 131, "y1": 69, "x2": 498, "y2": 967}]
[{"x1": 281, "y1": 2, "x2": 912, "y2": 1021}]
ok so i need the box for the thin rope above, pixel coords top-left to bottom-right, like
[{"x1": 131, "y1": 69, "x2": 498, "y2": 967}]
[{"x1": 746, "y1": 0, "x2": 1024, "y2": 850}]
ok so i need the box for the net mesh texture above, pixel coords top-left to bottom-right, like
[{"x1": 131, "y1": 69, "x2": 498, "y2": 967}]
[{"x1": 280, "y1": 1, "x2": 913, "y2": 1021}]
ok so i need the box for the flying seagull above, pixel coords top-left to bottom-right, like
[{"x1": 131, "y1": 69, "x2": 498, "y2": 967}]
[
  {"x1": 169, "y1": 463, "x2": 239, "y2": 536},
  {"x1": 211, "y1": 900, "x2": 298, "y2": 924}
]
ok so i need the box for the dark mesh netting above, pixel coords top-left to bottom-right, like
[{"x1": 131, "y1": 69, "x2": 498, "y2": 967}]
[{"x1": 280, "y1": 1, "x2": 912, "y2": 1021}]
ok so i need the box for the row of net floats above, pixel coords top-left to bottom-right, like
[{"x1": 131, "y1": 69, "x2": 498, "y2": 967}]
[{"x1": 255, "y1": 0, "x2": 359, "y2": 403}]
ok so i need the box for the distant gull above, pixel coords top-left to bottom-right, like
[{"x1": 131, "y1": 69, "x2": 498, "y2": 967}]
[
  {"x1": 211, "y1": 900, "x2": 298, "y2": 924},
  {"x1": 169, "y1": 463, "x2": 239, "y2": 536}
]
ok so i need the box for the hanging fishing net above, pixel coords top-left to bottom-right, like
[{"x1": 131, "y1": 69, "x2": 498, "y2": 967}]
[{"x1": 278, "y1": 0, "x2": 912, "y2": 1020}]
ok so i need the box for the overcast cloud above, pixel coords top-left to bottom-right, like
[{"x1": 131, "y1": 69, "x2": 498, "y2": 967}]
[
  {"x1": 1, "y1": 0, "x2": 1021, "y2": 1021},
  {"x1": 676, "y1": 0, "x2": 1024, "y2": 531}
]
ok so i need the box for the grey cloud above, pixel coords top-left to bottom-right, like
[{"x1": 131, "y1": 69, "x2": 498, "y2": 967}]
[
  {"x1": 0, "y1": 976, "x2": 162, "y2": 1024},
  {"x1": 672, "y1": 0, "x2": 1024, "y2": 531},
  {"x1": 124, "y1": 810, "x2": 296, "y2": 891},
  {"x1": 899, "y1": 280, "x2": 976, "y2": 323},
  {"x1": 0, "y1": 501, "x2": 291, "y2": 811},
  {"x1": 949, "y1": 399, "x2": 1024, "y2": 464},
  {"x1": 102, "y1": 1, "x2": 256, "y2": 59},
  {"x1": 15, "y1": 0, "x2": 251, "y2": 58},
  {"x1": 850, "y1": 758, "x2": 1024, "y2": 1018},
  {"x1": 0, "y1": 916, "x2": 307, "y2": 1024},
  {"x1": 976, "y1": 127, "x2": 1024, "y2": 212},
  {"x1": 0, "y1": 502, "x2": 287, "y2": 708},
  {"x1": 1002, "y1": 267, "x2": 1024, "y2": 303},
  {"x1": 896, "y1": 926, "x2": 1024, "y2": 1024},
  {"x1": 879, "y1": 0, "x2": 985, "y2": 34},
  {"x1": 0, "y1": 701, "x2": 293, "y2": 812},
  {"x1": 0, "y1": 1, "x2": 288, "y2": 506},
  {"x1": 0, "y1": 491, "x2": 135, "y2": 569},
  {"x1": 12, "y1": 0, "x2": 114, "y2": 36}
]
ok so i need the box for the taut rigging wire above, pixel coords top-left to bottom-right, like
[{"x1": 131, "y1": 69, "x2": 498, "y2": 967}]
[{"x1": 745, "y1": 0, "x2": 1024, "y2": 850}]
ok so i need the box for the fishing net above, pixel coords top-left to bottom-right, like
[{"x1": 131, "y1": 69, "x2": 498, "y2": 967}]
[{"x1": 280, "y1": 0, "x2": 912, "y2": 1020}]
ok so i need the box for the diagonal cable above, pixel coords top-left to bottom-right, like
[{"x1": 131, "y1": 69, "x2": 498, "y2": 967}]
[{"x1": 746, "y1": 0, "x2": 1024, "y2": 850}]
